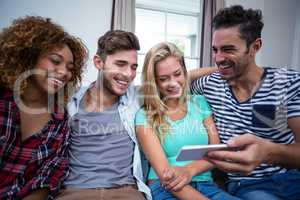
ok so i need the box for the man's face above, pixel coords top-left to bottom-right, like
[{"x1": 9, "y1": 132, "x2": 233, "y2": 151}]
[
  {"x1": 212, "y1": 26, "x2": 253, "y2": 81},
  {"x1": 99, "y1": 50, "x2": 138, "y2": 97}
]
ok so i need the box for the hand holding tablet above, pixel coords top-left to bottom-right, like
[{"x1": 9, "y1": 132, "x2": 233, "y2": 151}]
[{"x1": 176, "y1": 144, "x2": 233, "y2": 161}]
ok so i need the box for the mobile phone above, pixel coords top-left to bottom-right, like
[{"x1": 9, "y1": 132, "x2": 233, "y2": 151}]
[{"x1": 176, "y1": 144, "x2": 231, "y2": 161}]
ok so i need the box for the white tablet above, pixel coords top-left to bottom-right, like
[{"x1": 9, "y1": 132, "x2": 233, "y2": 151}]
[{"x1": 176, "y1": 144, "x2": 230, "y2": 161}]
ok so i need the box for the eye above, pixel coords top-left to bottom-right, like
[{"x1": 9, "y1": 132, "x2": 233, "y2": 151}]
[
  {"x1": 49, "y1": 55, "x2": 62, "y2": 65},
  {"x1": 174, "y1": 71, "x2": 181, "y2": 76},
  {"x1": 115, "y1": 61, "x2": 126, "y2": 68},
  {"x1": 223, "y1": 48, "x2": 236, "y2": 53},
  {"x1": 212, "y1": 47, "x2": 217, "y2": 54},
  {"x1": 158, "y1": 77, "x2": 168, "y2": 82},
  {"x1": 131, "y1": 65, "x2": 138, "y2": 71},
  {"x1": 51, "y1": 58, "x2": 61, "y2": 65}
]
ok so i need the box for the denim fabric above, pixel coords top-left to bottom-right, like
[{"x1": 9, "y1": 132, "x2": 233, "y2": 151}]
[
  {"x1": 227, "y1": 170, "x2": 300, "y2": 200},
  {"x1": 149, "y1": 180, "x2": 241, "y2": 200}
]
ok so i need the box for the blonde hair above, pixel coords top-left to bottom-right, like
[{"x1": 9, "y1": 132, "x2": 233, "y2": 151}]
[{"x1": 141, "y1": 42, "x2": 189, "y2": 141}]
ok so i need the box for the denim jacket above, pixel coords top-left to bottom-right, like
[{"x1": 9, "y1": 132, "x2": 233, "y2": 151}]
[{"x1": 68, "y1": 83, "x2": 152, "y2": 200}]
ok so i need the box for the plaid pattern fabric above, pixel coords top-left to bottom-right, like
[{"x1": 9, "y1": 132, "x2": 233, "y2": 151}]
[{"x1": 0, "y1": 88, "x2": 70, "y2": 199}]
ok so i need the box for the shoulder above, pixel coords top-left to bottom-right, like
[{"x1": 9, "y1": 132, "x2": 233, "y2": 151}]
[
  {"x1": 191, "y1": 72, "x2": 223, "y2": 88},
  {"x1": 190, "y1": 94, "x2": 207, "y2": 103},
  {"x1": 188, "y1": 95, "x2": 212, "y2": 118},
  {"x1": 265, "y1": 67, "x2": 300, "y2": 83},
  {"x1": 135, "y1": 107, "x2": 148, "y2": 126},
  {"x1": 136, "y1": 107, "x2": 146, "y2": 118},
  {"x1": 123, "y1": 85, "x2": 142, "y2": 103},
  {"x1": 189, "y1": 95, "x2": 210, "y2": 110}
]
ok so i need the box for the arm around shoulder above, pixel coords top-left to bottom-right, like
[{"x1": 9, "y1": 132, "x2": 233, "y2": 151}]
[{"x1": 188, "y1": 66, "x2": 218, "y2": 81}]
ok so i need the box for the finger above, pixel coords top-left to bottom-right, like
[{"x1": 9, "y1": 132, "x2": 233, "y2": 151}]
[
  {"x1": 171, "y1": 179, "x2": 188, "y2": 191},
  {"x1": 228, "y1": 133, "x2": 258, "y2": 148},
  {"x1": 165, "y1": 176, "x2": 182, "y2": 191},
  {"x1": 209, "y1": 158, "x2": 251, "y2": 174},
  {"x1": 162, "y1": 168, "x2": 175, "y2": 182},
  {"x1": 207, "y1": 150, "x2": 249, "y2": 164}
]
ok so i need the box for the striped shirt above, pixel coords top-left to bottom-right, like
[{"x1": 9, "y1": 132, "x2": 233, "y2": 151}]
[{"x1": 191, "y1": 67, "x2": 300, "y2": 180}]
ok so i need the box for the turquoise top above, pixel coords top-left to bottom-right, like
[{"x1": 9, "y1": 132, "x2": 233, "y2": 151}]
[{"x1": 135, "y1": 95, "x2": 213, "y2": 182}]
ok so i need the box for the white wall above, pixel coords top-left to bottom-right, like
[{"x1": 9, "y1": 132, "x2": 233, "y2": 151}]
[
  {"x1": 0, "y1": 0, "x2": 113, "y2": 85},
  {"x1": 225, "y1": 0, "x2": 300, "y2": 70}
]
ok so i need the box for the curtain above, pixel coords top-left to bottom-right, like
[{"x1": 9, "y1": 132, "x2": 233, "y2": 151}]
[
  {"x1": 199, "y1": 0, "x2": 224, "y2": 67},
  {"x1": 111, "y1": 0, "x2": 136, "y2": 32},
  {"x1": 292, "y1": 12, "x2": 300, "y2": 70}
]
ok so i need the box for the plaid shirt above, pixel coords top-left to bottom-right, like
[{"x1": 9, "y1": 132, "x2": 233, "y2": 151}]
[{"x1": 0, "y1": 88, "x2": 70, "y2": 199}]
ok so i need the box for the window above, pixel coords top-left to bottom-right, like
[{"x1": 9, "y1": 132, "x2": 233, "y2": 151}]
[{"x1": 135, "y1": 0, "x2": 203, "y2": 85}]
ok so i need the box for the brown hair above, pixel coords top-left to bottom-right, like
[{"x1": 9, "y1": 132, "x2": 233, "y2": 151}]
[
  {"x1": 0, "y1": 16, "x2": 88, "y2": 106},
  {"x1": 96, "y1": 30, "x2": 140, "y2": 61}
]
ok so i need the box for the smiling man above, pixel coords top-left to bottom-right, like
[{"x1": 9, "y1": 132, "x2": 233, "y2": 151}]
[
  {"x1": 57, "y1": 30, "x2": 151, "y2": 200},
  {"x1": 191, "y1": 5, "x2": 300, "y2": 200}
]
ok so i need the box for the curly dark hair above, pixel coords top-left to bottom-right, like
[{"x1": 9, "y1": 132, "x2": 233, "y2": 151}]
[
  {"x1": 0, "y1": 16, "x2": 88, "y2": 105},
  {"x1": 96, "y1": 30, "x2": 140, "y2": 61},
  {"x1": 212, "y1": 5, "x2": 264, "y2": 47}
]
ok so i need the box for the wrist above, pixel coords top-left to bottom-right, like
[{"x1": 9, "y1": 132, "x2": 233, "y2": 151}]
[
  {"x1": 264, "y1": 140, "x2": 282, "y2": 164},
  {"x1": 185, "y1": 165, "x2": 197, "y2": 177}
]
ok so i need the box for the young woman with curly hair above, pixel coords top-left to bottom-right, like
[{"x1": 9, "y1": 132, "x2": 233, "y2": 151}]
[{"x1": 0, "y1": 16, "x2": 88, "y2": 199}]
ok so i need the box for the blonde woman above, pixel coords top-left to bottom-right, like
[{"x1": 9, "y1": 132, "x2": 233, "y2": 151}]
[{"x1": 135, "y1": 42, "x2": 240, "y2": 200}]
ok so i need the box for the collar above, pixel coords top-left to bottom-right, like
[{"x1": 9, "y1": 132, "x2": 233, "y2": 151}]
[{"x1": 71, "y1": 82, "x2": 134, "y2": 107}]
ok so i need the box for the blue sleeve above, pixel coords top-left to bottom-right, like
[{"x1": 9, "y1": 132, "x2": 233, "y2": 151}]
[
  {"x1": 194, "y1": 95, "x2": 212, "y2": 120},
  {"x1": 134, "y1": 108, "x2": 149, "y2": 127}
]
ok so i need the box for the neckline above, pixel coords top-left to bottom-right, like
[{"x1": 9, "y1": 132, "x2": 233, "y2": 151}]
[
  {"x1": 165, "y1": 100, "x2": 190, "y2": 123},
  {"x1": 228, "y1": 68, "x2": 267, "y2": 104}
]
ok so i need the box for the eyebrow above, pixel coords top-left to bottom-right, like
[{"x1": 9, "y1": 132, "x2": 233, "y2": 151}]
[
  {"x1": 115, "y1": 60, "x2": 138, "y2": 67},
  {"x1": 212, "y1": 45, "x2": 236, "y2": 49},
  {"x1": 157, "y1": 68, "x2": 182, "y2": 77}
]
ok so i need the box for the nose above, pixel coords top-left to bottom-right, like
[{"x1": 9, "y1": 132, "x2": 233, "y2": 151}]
[
  {"x1": 168, "y1": 77, "x2": 179, "y2": 88},
  {"x1": 56, "y1": 64, "x2": 69, "y2": 78},
  {"x1": 121, "y1": 66, "x2": 135, "y2": 78},
  {"x1": 214, "y1": 52, "x2": 226, "y2": 64}
]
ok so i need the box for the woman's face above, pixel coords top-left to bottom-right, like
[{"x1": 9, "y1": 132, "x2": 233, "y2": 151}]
[
  {"x1": 32, "y1": 45, "x2": 74, "y2": 94},
  {"x1": 155, "y1": 56, "x2": 186, "y2": 101}
]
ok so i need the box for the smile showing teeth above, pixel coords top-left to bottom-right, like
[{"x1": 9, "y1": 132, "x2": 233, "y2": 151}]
[
  {"x1": 168, "y1": 88, "x2": 180, "y2": 94},
  {"x1": 48, "y1": 77, "x2": 64, "y2": 86},
  {"x1": 116, "y1": 80, "x2": 128, "y2": 86},
  {"x1": 219, "y1": 64, "x2": 231, "y2": 69}
]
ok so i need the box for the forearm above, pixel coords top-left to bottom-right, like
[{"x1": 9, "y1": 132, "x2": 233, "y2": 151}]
[
  {"x1": 172, "y1": 185, "x2": 209, "y2": 200},
  {"x1": 185, "y1": 160, "x2": 215, "y2": 177},
  {"x1": 23, "y1": 189, "x2": 48, "y2": 200},
  {"x1": 266, "y1": 142, "x2": 300, "y2": 168},
  {"x1": 188, "y1": 66, "x2": 218, "y2": 81}
]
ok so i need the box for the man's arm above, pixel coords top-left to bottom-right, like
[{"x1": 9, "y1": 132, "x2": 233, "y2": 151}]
[
  {"x1": 188, "y1": 66, "x2": 218, "y2": 81},
  {"x1": 268, "y1": 117, "x2": 300, "y2": 168},
  {"x1": 206, "y1": 117, "x2": 300, "y2": 174}
]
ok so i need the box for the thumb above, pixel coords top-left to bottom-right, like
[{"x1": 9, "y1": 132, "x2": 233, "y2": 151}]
[{"x1": 227, "y1": 133, "x2": 257, "y2": 148}]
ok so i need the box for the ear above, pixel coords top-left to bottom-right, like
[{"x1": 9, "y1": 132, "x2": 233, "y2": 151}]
[
  {"x1": 250, "y1": 38, "x2": 262, "y2": 56},
  {"x1": 93, "y1": 55, "x2": 104, "y2": 70}
]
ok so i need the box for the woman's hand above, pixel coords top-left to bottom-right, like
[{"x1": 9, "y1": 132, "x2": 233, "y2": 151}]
[{"x1": 162, "y1": 166, "x2": 193, "y2": 192}]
